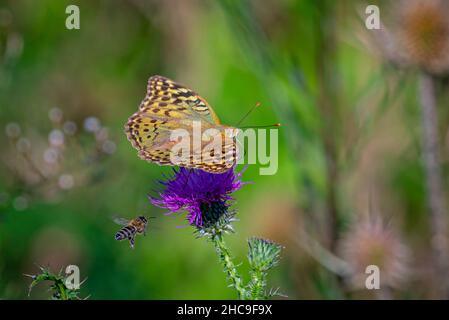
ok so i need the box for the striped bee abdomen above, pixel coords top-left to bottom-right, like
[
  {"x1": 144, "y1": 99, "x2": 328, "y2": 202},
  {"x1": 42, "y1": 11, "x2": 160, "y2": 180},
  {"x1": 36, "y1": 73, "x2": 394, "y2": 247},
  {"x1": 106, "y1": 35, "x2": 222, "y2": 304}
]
[{"x1": 115, "y1": 226, "x2": 137, "y2": 241}]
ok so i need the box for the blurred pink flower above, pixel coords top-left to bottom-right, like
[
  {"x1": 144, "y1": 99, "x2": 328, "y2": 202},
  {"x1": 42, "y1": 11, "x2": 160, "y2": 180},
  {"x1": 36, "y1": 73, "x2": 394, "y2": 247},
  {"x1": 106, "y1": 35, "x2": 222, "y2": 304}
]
[{"x1": 339, "y1": 215, "x2": 411, "y2": 289}]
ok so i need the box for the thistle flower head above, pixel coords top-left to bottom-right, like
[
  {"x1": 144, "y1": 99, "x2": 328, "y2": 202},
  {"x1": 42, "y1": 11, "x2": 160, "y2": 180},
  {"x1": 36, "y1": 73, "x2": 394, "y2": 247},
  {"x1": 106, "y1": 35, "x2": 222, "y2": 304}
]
[
  {"x1": 248, "y1": 237, "x2": 283, "y2": 272},
  {"x1": 150, "y1": 167, "x2": 245, "y2": 231},
  {"x1": 338, "y1": 216, "x2": 410, "y2": 289}
]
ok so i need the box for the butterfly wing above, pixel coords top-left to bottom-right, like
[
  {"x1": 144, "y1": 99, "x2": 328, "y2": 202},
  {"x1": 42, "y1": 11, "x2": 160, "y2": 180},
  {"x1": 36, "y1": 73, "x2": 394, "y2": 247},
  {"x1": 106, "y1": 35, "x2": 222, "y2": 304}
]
[
  {"x1": 142, "y1": 75, "x2": 221, "y2": 124},
  {"x1": 125, "y1": 75, "x2": 238, "y2": 173}
]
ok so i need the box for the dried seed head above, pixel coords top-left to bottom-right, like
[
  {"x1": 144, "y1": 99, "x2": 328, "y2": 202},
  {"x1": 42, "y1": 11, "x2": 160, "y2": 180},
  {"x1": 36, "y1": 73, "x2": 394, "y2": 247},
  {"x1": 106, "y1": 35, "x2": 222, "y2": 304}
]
[
  {"x1": 5, "y1": 122, "x2": 21, "y2": 138},
  {"x1": 339, "y1": 216, "x2": 411, "y2": 289},
  {"x1": 397, "y1": 0, "x2": 449, "y2": 74}
]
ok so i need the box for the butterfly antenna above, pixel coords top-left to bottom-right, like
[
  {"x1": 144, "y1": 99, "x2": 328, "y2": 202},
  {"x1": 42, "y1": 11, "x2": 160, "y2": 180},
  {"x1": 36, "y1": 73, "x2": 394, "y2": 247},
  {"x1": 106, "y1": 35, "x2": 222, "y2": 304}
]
[
  {"x1": 239, "y1": 123, "x2": 281, "y2": 129},
  {"x1": 235, "y1": 102, "x2": 261, "y2": 127}
]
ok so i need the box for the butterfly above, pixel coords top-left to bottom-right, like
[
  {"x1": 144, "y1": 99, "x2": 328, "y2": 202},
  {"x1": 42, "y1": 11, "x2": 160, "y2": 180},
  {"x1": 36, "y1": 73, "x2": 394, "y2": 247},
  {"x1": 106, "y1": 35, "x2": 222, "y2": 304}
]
[{"x1": 125, "y1": 75, "x2": 239, "y2": 173}]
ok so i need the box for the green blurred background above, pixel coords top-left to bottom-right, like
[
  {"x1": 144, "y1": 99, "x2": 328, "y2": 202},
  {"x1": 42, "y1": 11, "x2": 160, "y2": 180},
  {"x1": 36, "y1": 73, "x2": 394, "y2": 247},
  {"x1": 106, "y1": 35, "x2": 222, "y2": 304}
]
[{"x1": 1, "y1": 0, "x2": 448, "y2": 299}]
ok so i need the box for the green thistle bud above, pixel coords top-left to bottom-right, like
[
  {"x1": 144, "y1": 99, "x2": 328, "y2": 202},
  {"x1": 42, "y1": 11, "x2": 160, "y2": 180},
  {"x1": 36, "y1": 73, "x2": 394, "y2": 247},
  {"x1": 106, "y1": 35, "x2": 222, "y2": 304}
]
[{"x1": 248, "y1": 237, "x2": 283, "y2": 272}]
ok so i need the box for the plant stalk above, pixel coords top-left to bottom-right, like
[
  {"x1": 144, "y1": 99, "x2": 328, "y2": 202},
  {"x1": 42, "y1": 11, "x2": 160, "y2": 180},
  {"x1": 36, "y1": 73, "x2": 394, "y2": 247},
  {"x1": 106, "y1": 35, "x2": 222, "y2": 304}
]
[
  {"x1": 419, "y1": 72, "x2": 449, "y2": 298},
  {"x1": 248, "y1": 269, "x2": 266, "y2": 300},
  {"x1": 211, "y1": 233, "x2": 246, "y2": 299}
]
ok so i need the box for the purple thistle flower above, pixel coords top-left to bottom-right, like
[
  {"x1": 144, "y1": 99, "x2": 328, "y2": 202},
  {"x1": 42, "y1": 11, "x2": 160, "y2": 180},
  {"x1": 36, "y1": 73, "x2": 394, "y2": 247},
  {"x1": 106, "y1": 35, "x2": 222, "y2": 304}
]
[{"x1": 150, "y1": 167, "x2": 245, "y2": 228}]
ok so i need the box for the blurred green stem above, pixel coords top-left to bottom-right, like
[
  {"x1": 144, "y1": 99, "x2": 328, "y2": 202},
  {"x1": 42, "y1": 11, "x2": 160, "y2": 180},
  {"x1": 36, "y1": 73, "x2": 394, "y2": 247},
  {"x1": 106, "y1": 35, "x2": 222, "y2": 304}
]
[
  {"x1": 211, "y1": 233, "x2": 246, "y2": 299},
  {"x1": 419, "y1": 72, "x2": 449, "y2": 298},
  {"x1": 315, "y1": 1, "x2": 341, "y2": 253}
]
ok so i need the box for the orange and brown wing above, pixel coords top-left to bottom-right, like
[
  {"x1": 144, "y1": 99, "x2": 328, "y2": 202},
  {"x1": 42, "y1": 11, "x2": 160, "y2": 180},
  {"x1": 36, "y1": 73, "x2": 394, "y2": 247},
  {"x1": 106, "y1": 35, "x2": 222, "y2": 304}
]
[{"x1": 124, "y1": 75, "x2": 238, "y2": 173}]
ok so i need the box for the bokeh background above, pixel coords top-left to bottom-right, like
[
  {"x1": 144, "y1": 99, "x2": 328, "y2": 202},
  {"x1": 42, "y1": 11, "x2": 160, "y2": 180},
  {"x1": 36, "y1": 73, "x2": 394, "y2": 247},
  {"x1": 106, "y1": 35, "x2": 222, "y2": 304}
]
[{"x1": 2, "y1": 0, "x2": 449, "y2": 299}]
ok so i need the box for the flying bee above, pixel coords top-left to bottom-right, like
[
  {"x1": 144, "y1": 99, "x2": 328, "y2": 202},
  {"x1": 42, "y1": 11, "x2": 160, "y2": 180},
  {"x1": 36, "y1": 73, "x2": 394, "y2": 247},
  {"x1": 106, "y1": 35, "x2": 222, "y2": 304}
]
[{"x1": 113, "y1": 215, "x2": 153, "y2": 249}]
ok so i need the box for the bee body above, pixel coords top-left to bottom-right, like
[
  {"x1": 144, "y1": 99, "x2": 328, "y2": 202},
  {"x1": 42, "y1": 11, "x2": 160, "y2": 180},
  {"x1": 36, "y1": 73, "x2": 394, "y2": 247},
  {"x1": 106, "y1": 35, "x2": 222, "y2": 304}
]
[
  {"x1": 113, "y1": 216, "x2": 150, "y2": 249},
  {"x1": 115, "y1": 225, "x2": 138, "y2": 241},
  {"x1": 129, "y1": 216, "x2": 148, "y2": 234}
]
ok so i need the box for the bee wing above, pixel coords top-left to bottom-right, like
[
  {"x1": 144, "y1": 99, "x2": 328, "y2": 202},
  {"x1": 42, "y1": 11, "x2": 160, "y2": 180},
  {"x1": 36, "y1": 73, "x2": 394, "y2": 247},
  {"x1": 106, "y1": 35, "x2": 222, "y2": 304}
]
[{"x1": 112, "y1": 216, "x2": 130, "y2": 226}]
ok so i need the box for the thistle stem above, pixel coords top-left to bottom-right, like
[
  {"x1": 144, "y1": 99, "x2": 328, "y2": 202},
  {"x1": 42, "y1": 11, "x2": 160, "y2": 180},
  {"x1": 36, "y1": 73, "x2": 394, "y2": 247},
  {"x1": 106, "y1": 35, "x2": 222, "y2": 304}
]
[
  {"x1": 419, "y1": 72, "x2": 449, "y2": 298},
  {"x1": 56, "y1": 281, "x2": 69, "y2": 300},
  {"x1": 211, "y1": 233, "x2": 246, "y2": 299},
  {"x1": 248, "y1": 269, "x2": 266, "y2": 300}
]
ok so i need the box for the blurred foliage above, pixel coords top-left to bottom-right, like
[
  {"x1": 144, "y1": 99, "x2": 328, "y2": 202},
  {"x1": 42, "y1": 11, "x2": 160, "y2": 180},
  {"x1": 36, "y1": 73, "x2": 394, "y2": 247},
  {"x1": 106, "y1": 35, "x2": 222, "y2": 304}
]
[{"x1": 1, "y1": 0, "x2": 449, "y2": 299}]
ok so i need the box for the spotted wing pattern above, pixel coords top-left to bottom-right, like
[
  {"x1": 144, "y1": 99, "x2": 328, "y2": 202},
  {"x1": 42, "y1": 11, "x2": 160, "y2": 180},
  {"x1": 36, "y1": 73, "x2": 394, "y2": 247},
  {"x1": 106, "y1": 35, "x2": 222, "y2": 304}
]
[{"x1": 125, "y1": 75, "x2": 237, "y2": 173}]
